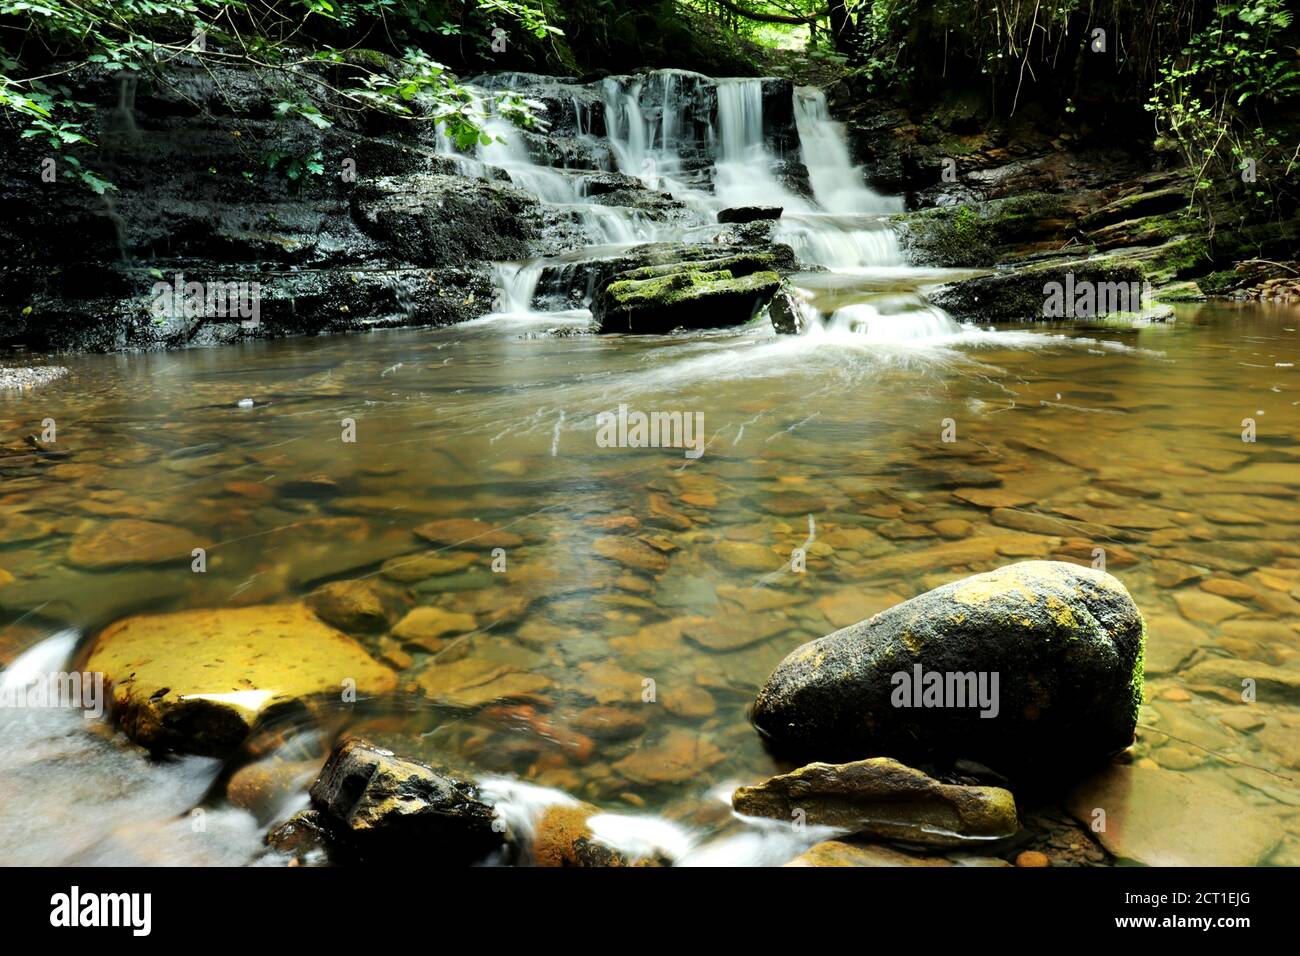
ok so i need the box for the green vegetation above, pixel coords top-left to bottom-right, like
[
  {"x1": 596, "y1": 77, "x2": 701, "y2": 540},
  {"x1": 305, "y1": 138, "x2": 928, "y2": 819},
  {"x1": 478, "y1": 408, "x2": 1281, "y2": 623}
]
[
  {"x1": 1, "y1": 0, "x2": 1295, "y2": 220},
  {"x1": 0, "y1": 0, "x2": 558, "y2": 191}
]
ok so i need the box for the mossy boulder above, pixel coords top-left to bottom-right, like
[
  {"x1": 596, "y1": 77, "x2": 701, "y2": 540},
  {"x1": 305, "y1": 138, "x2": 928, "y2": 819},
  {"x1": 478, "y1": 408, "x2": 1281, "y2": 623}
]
[
  {"x1": 750, "y1": 562, "x2": 1146, "y2": 778},
  {"x1": 85, "y1": 604, "x2": 397, "y2": 755},
  {"x1": 930, "y1": 257, "x2": 1148, "y2": 322},
  {"x1": 594, "y1": 263, "x2": 781, "y2": 333},
  {"x1": 894, "y1": 193, "x2": 1075, "y2": 267},
  {"x1": 733, "y1": 757, "x2": 1019, "y2": 846}
]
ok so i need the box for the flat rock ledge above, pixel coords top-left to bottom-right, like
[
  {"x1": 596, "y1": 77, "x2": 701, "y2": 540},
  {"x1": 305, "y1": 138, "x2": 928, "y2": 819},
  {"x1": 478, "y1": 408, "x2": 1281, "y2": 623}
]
[{"x1": 733, "y1": 757, "x2": 1019, "y2": 847}]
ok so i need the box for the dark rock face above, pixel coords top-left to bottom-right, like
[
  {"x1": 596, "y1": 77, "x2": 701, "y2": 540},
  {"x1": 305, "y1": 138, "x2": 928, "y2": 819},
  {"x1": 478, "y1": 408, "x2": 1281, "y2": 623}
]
[
  {"x1": 718, "y1": 205, "x2": 783, "y2": 224},
  {"x1": 4, "y1": 63, "x2": 791, "y2": 351},
  {"x1": 930, "y1": 258, "x2": 1151, "y2": 322},
  {"x1": 750, "y1": 562, "x2": 1146, "y2": 778},
  {"x1": 767, "y1": 288, "x2": 806, "y2": 334},
  {"x1": 310, "y1": 738, "x2": 504, "y2": 864}
]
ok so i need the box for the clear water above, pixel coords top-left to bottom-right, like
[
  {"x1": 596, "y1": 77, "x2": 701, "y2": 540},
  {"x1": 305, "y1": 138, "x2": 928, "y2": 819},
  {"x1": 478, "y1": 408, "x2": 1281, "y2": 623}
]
[{"x1": 2, "y1": 70, "x2": 1297, "y2": 866}]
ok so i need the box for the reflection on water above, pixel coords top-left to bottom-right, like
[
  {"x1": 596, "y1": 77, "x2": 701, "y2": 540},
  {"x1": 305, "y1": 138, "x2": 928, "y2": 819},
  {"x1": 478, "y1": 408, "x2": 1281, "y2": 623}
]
[{"x1": 1, "y1": 299, "x2": 1298, "y2": 865}]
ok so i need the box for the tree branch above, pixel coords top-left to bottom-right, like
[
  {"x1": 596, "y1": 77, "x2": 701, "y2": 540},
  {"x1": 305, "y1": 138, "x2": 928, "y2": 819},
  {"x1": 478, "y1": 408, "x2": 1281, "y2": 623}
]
[{"x1": 709, "y1": 0, "x2": 830, "y2": 26}]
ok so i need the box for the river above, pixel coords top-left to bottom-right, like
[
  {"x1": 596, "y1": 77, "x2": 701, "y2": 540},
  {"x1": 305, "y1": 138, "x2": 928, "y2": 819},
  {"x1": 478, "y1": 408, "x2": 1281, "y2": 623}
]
[{"x1": 1, "y1": 69, "x2": 1297, "y2": 866}]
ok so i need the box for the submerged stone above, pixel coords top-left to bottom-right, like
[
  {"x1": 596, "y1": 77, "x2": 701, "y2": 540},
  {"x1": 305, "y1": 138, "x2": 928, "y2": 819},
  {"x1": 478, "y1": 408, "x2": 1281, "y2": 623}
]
[
  {"x1": 1066, "y1": 762, "x2": 1280, "y2": 866},
  {"x1": 732, "y1": 757, "x2": 1018, "y2": 846},
  {"x1": 85, "y1": 604, "x2": 397, "y2": 755},
  {"x1": 750, "y1": 561, "x2": 1146, "y2": 777}
]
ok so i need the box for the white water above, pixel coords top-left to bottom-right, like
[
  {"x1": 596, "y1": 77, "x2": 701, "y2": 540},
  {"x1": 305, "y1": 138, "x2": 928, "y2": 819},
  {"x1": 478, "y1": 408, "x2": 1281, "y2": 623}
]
[
  {"x1": 441, "y1": 70, "x2": 942, "y2": 321},
  {"x1": 0, "y1": 631, "x2": 268, "y2": 865}
]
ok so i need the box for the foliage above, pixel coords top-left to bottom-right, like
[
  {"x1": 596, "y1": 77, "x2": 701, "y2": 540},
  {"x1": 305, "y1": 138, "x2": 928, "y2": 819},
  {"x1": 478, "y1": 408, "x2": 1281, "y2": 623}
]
[
  {"x1": 0, "y1": 0, "x2": 559, "y2": 192},
  {"x1": 1146, "y1": 0, "x2": 1300, "y2": 213}
]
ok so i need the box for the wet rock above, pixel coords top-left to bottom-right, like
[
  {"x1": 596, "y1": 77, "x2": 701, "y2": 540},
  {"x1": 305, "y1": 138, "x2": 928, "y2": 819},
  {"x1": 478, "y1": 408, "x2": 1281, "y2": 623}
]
[
  {"x1": 1066, "y1": 762, "x2": 1281, "y2": 866},
  {"x1": 309, "y1": 738, "x2": 504, "y2": 863},
  {"x1": 305, "y1": 579, "x2": 390, "y2": 632},
  {"x1": 1183, "y1": 658, "x2": 1300, "y2": 705},
  {"x1": 594, "y1": 263, "x2": 781, "y2": 334},
  {"x1": 931, "y1": 257, "x2": 1148, "y2": 323},
  {"x1": 227, "y1": 757, "x2": 321, "y2": 819},
  {"x1": 1142, "y1": 615, "x2": 1204, "y2": 675},
  {"x1": 612, "y1": 728, "x2": 725, "y2": 785},
  {"x1": 352, "y1": 173, "x2": 541, "y2": 265},
  {"x1": 593, "y1": 536, "x2": 669, "y2": 573},
  {"x1": 952, "y1": 487, "x2": 1033, "y2": 509},
  {"x1": 712, "y1": 539, "x2": 777, "y2": 572},
  {"x1": 732, "y1": 757, "x2": 1018, "y2": 847},
  {"x1": 661, "y1": 684, "x2": 717, "y2": 718},
  {"x1": 265, "y1": 809, "x2": 334, "y2": 864},
  {"x1": 767, "y1": 287, "x2": 807, "y2": 335},
  {"x1": 414, "y1": 517, "x2": 522, "y2": 549},
  {"x1": 1015, "y1": 850, "x2": 1051, "y2": 867},
  {"x1": 85, "y1": 604, "x2": 397, "y2": 755},
  {"x1": 416, "y1": 641, "x2": 552, "y2": 709},
  {"x1": 392, "y1": 606, "x2": 478, "y2": 649},
  {"x1": 1173, "y1": 589, "x2": 1244, "y2": 625},
  {"x1": 751, "y1": 561, "x2": 1146, "y2": 777},
  {"x1": 67, "y1": 518, "x2": 202, "y2": 570},
  {"x1": 379, "y1": 552, "x2": 472, "y2": 582},
  {"x1": 718, "y1": 205, "x2": 783, "y2": 224},
  {"x1": 787, "y1": 840, "x2": 954, "y2": 867},
  {"x1": 530, "y1": 803, "x2": 669, "y2": 867},
  {"x1": 573, "y1": 705, "x2": 648, "y2": 741}
]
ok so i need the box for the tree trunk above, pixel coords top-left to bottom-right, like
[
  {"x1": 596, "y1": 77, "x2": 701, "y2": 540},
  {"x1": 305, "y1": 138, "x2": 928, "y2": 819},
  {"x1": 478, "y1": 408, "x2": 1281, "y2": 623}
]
[{"x1": 827, "y1": 0, "x2": 857, "y2": 55}]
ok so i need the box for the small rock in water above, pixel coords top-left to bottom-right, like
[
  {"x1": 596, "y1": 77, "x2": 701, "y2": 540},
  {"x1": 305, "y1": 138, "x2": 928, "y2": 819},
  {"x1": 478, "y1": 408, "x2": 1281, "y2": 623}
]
[
  {"x1": 750, "y1": 561, "x2": 1146, "y2": 777},
  {"x1": 733, "y1": 757, "x2": 1019, "y2": 847},
  {"x1": 309, "y1": 738, "x2": 504, "y2": 864},
  {"x1": 237, "y1": 398, "x2": 255, "y2": 408},
  {"x1": 717, "y1": 205, "x2": 783, "y2": 224}
]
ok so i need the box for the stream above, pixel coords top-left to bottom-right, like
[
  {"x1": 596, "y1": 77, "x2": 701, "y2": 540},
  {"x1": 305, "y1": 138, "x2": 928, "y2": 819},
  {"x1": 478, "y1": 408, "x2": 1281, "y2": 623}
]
[{"x1": 1, "y1": 70, "x2": 1297, "y2": 866}]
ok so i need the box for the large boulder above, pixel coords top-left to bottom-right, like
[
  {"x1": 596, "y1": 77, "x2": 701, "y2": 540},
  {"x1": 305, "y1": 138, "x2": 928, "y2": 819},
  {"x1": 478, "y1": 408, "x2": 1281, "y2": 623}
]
[
  {"x1": 750, "y1": 562, "x2": 1145, "y2": 777},
  {"x1": 733, "y1": 757, "x2": 1018, "y2": 847},
  {"x1": 310, "y1": 738, "x2": 504, "y2": 864},
  {"x1": 84, "y1": 604, "x2": 397, "y2": 755}
]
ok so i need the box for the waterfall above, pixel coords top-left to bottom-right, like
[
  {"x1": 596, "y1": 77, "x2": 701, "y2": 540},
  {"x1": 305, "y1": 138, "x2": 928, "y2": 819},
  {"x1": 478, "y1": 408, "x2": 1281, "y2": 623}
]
[
  {"x1": 794, "y1": 88, "x2": 902, "y2": 215},
  {"x1": 447, "y1": 69, "x2": 941, "y2": 323}
]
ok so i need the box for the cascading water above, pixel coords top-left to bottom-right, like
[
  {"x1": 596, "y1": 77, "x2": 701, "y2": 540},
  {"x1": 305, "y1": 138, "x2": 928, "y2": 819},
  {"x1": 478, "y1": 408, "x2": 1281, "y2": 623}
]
[{"x1": 448, "y1": 69, "x2": 954, "y2": 334}]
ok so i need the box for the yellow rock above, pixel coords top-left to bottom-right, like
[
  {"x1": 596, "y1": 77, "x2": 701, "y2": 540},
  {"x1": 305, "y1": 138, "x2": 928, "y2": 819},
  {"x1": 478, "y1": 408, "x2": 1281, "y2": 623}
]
[{"x1": 86, "y1": 603, "x2": 397, "y2": 755}]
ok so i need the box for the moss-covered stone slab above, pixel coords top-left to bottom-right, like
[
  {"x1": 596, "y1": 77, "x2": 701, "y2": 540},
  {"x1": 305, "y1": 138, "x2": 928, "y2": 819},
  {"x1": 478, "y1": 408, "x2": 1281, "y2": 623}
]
[
  {"x1": 595, "y1": 265, "x2": 781, "y2": 334},
  {"x1": 734, "y1": 757, "x2": 1019, "y2": 846},
  {"x1": 930, "y1": 257, "x2": 1148, "y2": 322},
  {"x1": 751, "y1": 561, "x2": 1146, "y2": 778},
  {"x1": 86, "y1": 604, "x2": 397, "y2": 755}
]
